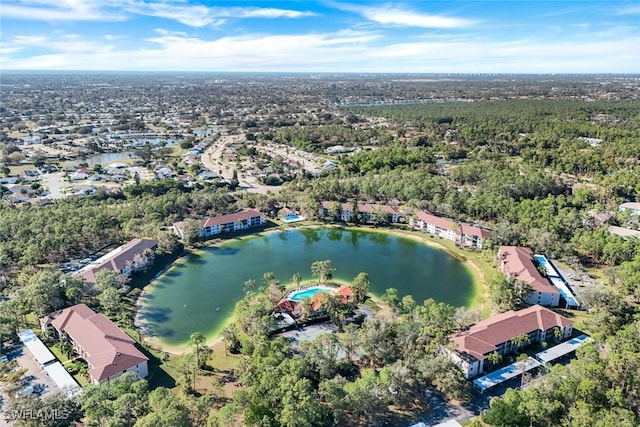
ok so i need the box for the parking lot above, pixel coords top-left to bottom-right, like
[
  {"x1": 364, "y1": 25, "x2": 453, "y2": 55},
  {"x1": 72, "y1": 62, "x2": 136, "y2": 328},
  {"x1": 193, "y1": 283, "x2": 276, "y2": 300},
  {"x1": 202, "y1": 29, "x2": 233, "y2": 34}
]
[{"x1": 2, "y1": 342, "x2": 58, "y2": 400}]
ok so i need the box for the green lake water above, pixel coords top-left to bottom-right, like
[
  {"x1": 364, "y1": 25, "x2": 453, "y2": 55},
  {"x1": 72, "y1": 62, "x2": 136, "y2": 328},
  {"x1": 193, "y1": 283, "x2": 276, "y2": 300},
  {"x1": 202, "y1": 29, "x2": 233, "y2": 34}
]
[{"x1": 136, "y1": 228, "x2": 475, "y2": 348}]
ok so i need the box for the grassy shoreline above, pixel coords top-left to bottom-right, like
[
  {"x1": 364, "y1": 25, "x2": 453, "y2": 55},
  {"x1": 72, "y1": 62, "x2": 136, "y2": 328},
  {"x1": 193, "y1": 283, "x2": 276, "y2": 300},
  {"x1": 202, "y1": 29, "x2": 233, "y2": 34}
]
[{"x1": 135, "y1": 222, "x2": 495, "y2": 353}]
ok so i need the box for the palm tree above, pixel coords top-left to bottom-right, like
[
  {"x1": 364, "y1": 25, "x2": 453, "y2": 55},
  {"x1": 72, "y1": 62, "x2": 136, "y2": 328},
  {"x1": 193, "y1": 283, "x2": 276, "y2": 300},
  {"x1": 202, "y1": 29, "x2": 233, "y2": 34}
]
[
  {"x1": 511, "y1": 333, "x2": 531, "y2": 351},
  {"x1": 292, "y1": 273, "x2": 302, "y2": 288},
  {"x1": 220, "y1": 327, "x2": 234, "y2": 356},
  {"x1": 189, "y1": 332, "x2": 206, "y2": 368},
  {"x1": 553, "y1": 326, "x2": 564, "y2": 342},
  {"x1": 486, "y1": 350, "x2": 502, "y2": 368}
]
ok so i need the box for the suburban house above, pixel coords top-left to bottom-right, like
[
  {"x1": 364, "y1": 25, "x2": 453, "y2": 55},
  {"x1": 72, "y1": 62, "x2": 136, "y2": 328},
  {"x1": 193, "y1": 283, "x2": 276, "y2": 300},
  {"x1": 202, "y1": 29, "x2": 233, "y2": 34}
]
[
  {"x1": 318, "y1": 201, "x2": 400, "y2": 224},
  {"x1": 498, "y1": 246, "x2": 561, "y2": 307},
  {"x1": 172, "y1": 209, "x2": 265, "y2": 239},
  {"x1": 447, "y1": 305, "x2": 574, "y2": 378},
  {"x1": 40, "y1": 304, "x2": 149, "y2": 384},
  {"x1": 75, "y1": 238, "x2": 158, "y2": 283},
  {"x1": 410, "y1": 211, "x2": 491, "y2": 249},
  {"x1": 70, "y1": 168, "x2": 90, "y2": 181}
]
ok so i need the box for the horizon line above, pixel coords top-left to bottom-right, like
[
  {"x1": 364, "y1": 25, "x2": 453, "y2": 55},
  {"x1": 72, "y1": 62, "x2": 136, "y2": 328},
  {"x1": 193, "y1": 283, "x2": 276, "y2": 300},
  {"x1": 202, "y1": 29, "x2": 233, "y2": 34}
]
[{"x1": 1, "y1": 70, "x2": 639, "y2": 76}]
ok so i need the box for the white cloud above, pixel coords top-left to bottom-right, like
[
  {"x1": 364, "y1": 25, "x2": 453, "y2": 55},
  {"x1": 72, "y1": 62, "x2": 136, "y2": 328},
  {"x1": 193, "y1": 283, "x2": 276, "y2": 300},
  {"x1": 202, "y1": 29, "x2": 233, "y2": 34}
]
[
  {"x1": 123, "y1": 3, "x2": 315, "y2": 27},
  {"x1": 0, "y1": 0, "x2": 315, "y2": 26},
  {"x1": 2, "y1": 27, "x2": 638, "y2": 73},
  {"x1": 614, "y1": 5, "x2": 640, "y2": 15},
  {"x1": 121, "y1": 2, "x2": 223, "y2": 27},
  {"x1": 0, "y1": 41, "x2": 25, "y2": 55},
  {"x1": 337, "y1": 3, "x2": 475, "y2": 28},
  {"x1": 227, "y1": 7, "x2": 316, "y2": 19},
  {"x1": 11, "y1": 34, "x2": 113, "y2": 53},
  {"x1": 0, "y1": 0, "x2": 125, "y2": 21}
]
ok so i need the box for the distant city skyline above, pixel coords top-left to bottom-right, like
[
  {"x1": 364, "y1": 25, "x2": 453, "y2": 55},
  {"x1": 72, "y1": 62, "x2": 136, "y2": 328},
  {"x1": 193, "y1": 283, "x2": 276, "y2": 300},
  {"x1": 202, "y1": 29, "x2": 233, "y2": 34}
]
[{"x1": 1, "y1": 1, "x2": 638, "y2": 73}]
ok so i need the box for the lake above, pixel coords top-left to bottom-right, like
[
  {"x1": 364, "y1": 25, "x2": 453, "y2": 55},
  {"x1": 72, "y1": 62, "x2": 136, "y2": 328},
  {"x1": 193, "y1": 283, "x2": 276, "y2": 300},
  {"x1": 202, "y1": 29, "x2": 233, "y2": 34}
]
[{"x1": 136, "y1": 227, "x2": 476, "y2": 349}]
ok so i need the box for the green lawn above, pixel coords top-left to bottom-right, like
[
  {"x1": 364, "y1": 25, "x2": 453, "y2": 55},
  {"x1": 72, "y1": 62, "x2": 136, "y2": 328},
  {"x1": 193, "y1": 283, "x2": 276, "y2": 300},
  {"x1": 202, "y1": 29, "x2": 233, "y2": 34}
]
[{"x1": 49, "y1": 344, "x2": 70, "y2": 364}]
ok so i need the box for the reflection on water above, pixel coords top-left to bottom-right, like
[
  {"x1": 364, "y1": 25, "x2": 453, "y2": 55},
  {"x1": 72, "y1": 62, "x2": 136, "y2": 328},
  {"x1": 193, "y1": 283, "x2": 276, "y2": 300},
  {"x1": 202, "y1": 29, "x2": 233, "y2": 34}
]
[
  {"x1": 67, "y1": 152, "x2": 134, "y2": 166},
  {"x1": 139, "y1": 228, "x2": 474, "y2": 348},
  {"x1": 327, "y1": 228, "x2": 343, "y2": 241}
]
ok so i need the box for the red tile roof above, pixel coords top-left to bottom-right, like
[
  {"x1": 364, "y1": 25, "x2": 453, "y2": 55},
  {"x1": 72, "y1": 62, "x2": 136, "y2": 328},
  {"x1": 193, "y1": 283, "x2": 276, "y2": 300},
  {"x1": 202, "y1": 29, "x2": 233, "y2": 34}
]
[
  {"x1": 173, "y1": 209, "x2": 263, "y2": 231},
  {"x1": 415, "y1": 211, "x2": 490, "y2": 239},
  {"x1": 499, "y1": 246, "x2": 559, "y2": 295},
  {"x1": 337, "y1": 285, "x2": 353, "y2": 296},
  {"x1": 415, "y1": 211, "x2": 454, "y2": 230},
  {"x1": 449, "y1": 305, "x2": 573, "y2": 361},
  {"x1": 460, "y1": 224, "x2": 491, "y2": 239},
  {"x1": 309, "y1": 292, "x2": 327, "y2": 311},
  {"x1": 337, "y1": 285, "x2": 354, "y2": 303},
  {"x1": 276, "y1": 299, "x2": 299, "y2": 314},
  {"x1": 200, "y1": 209, "x2": 263, "y2": 228},
  {"x1": 76, "y1": 238, "x2": 158, "y2": 283},
  {"x1": 42, "y1": 304, "x2": 148, "y2": 383}
]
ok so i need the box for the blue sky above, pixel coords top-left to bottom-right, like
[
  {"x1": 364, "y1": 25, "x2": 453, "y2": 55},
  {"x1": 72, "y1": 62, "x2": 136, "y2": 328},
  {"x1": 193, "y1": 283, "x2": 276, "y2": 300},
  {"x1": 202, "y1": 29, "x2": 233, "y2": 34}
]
[{"x1": 1, "y1": 1, "x2": 638, "y2": 73}]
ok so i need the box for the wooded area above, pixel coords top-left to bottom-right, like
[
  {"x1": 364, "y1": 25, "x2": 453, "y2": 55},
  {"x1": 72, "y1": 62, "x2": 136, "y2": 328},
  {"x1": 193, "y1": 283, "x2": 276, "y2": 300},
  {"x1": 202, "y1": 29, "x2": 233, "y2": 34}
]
[{"x1": 1, "y1": 83, "x2": 640, "y2": 426}]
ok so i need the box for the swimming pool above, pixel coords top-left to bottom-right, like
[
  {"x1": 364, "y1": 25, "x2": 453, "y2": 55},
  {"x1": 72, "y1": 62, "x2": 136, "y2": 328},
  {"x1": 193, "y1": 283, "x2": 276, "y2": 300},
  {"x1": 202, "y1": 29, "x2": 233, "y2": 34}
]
[{"x1": 289, "y1": 287, "x2": 327, "y2": 301}]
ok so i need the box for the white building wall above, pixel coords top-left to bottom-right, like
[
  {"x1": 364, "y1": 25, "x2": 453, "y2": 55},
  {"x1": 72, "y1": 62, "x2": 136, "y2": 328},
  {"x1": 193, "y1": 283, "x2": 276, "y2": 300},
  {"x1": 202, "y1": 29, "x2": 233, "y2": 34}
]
[
  {"x1": 525, "y1": 291, "x2": 560, "y2": 307},
  {"x1": 443, "y1": 348, "x2": 482, "y2": 379},
  {"x1": 104, "y1": 361, "x2": 149, "y2": 383}
]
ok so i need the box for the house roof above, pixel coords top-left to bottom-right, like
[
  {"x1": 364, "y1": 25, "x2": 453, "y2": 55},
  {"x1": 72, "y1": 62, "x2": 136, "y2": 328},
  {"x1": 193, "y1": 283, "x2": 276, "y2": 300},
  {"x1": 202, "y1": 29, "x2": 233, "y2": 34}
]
[
  {"x1": 41, "y1": 304, "x2": 148, "y2": 383},
  {"x1": 620, "y1": 202, "x2": 640, "y2": 211},
  {"x1": 337, "y1": 285, "x2": 353, "y2": 303},
  {"x1": 460, "y1": 224, "x2": 491, "y2": 239},
  {"x1": 358, "y1": 204, "x2": 399, "y2": 214},
  {"x1": 449, "y1": 305, "x2": 573, "y2": 361},
  {"x1": 309, "y1": 292, "x2": 327, "y2": 311},
  {"x1": 337, "y1": 285, "x2": 353, "y2": 297},
  {"x1": 415, "y1": 211, "x2": 490, "y2": 239},
  {"x1": 415, "y1": 211, "x2": 454, "y2": 230},
  {"x1": 608, "y1": 225, "x2": 640, "y2": 238},
  {"x1": 174, "y1": 209, "x2": 263, "y2": 231},
  {"x1": 320, "y1": 201, "x2": 334, "y2": 209},
  {"x1": 498, "y1": 246, "x2": 559, "y2": 295},
  {"x1": 276, "y1": 299, "x2": 299, "y2": 314},
  {"x1": 76, "y1": 238, "x2": 158, "y2": 283}
]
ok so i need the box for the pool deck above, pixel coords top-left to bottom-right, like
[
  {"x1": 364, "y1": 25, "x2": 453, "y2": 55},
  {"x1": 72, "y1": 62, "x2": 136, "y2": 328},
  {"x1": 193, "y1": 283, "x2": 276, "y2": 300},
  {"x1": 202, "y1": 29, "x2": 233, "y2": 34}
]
[
  {"x1": 282, "y1": 215, "x2": 307, "y2": 223},
  {"x1": 285, "y1": 284, "x2": 337, "y2": 300}
]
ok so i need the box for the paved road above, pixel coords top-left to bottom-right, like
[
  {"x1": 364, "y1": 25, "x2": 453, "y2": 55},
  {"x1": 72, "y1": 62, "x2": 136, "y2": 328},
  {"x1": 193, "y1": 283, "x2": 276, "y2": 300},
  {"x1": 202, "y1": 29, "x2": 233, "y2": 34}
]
[
  {"x1": 41, "y1": 172, "x2": 66, "y2": 199},
  {"x1": 201, "y1": 134, "x2": 276, "y2": 194},
  {"x1": 202, "y1": 135, "x2": 238, "y2": 181}
]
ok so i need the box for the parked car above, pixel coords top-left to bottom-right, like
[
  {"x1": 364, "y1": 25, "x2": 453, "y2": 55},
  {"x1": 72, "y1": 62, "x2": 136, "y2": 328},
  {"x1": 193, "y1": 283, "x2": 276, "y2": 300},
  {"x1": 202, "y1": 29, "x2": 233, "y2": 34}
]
[{"x1": 15, "y1": 385, "x2": 36, "y2": 397}]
